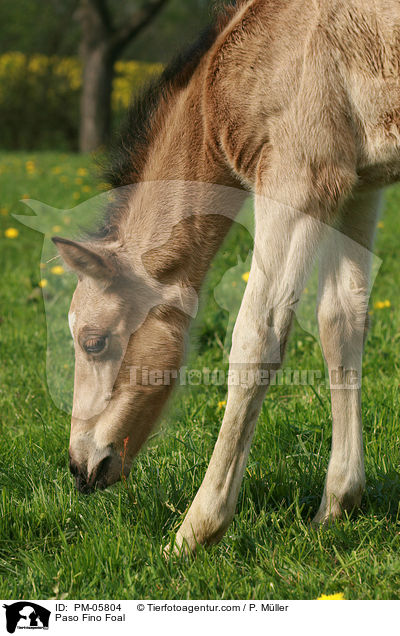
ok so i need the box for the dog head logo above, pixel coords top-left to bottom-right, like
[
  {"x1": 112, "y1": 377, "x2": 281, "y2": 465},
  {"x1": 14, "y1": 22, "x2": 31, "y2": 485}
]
[{"x1": 3, "y1": 602, "x2": 50, "y2": 633}]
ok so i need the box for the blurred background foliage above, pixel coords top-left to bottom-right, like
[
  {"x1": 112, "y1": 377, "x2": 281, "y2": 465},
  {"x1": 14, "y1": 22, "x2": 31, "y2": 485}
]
[
  {"x1": 0, "y1": 0, "x2": 212, "y2": 62},
  {"x1": 0, "y1": 52, "x2": 162, "y2": 150},
  {"x1": 0, "y1": 0, "x2": 216, "y2": 151}
]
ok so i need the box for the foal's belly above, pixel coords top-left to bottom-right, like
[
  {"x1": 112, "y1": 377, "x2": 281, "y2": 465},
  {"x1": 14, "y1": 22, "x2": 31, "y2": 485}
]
[{"x1": 358, "y1": 134, "x2": 400, "y2": 188}]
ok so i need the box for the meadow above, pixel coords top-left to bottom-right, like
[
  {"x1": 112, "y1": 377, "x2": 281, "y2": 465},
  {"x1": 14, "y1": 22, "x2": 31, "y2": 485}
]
[{"x1": 0, "y1": 151, "x2": 399, "y2": 600}]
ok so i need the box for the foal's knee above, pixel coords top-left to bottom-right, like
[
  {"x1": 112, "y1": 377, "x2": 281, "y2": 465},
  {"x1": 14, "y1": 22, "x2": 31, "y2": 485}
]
[{"x1": 317, "y1": 281, "x2": 369, "y2": 357}]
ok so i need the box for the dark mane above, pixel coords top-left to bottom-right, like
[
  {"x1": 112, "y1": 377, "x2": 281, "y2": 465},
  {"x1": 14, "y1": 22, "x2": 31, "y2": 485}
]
[{"x1": 104, "y1": 1, "x2": 247, "y2": 189}]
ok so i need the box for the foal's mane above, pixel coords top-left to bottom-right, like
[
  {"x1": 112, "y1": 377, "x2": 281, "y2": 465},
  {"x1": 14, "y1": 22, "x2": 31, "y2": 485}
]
[{"x1": 104, "y1": 1, "x2": 248, "y2": 190}]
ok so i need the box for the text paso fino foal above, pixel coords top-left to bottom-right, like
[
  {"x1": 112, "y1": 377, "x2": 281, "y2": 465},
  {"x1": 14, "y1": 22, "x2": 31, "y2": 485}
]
[{"x1": 53, "y1": 0, "x2": 400, "y2": 552}]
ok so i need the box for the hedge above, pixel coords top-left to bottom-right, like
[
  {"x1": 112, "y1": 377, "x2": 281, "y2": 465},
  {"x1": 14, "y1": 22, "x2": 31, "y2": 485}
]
[{"x1": 0, "y1": 52, "x2": 162, "y2": 151}]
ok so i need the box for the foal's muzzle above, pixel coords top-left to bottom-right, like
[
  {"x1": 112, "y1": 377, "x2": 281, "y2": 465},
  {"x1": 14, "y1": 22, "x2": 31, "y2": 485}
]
[{"x1": 69, "y1": 452, "x2": 112, "y2": 494}]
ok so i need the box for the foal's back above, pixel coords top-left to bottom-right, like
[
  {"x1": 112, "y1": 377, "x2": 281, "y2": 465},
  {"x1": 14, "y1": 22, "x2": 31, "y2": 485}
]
[{"x1": 200, "y1": 0, "x2": 400, "y2": 188}]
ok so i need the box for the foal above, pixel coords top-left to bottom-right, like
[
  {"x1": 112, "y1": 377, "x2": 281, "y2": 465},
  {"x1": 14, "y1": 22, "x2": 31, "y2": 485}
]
[{"x1": 54, "y1": 0, "x2": 400, "y2": 552}]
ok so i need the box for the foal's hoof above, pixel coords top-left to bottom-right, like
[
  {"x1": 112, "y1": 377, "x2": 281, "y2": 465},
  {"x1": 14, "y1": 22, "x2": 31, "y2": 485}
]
[
  {"x1": 162, "y1": 534, "x2": 196, "y2": 559},
  {"x1": 312, "y1": 494, "x2": 362, "y2": 527},
  {"x1": 311, "y1": 509, "x2": 337, "y2": 527},
  {"x1": 312, "y1": 499, "x2": 346, "y2": 526}
]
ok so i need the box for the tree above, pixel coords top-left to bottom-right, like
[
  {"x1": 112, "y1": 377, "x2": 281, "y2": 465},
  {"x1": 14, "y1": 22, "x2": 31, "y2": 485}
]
[{"x1": 75, "y1": 0, "x2": 169, "y2": 153}]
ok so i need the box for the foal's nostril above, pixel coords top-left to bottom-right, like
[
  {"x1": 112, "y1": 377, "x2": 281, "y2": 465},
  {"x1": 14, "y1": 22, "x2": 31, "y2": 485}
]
[
  {"x1": 68, "y1": 449, "x2": 82, "y2": 478},
  {"x1": 69, "y1": 458, "x2": 79, "y2": 477},
  {"x1": 91, "y1": 455, "x2": 111, "y2": 486}
]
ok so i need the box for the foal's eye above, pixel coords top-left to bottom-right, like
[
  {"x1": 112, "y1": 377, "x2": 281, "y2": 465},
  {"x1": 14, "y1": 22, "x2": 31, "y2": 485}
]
[{"x1": 83, "y1": 336, "x2": 107, "y2": 354}]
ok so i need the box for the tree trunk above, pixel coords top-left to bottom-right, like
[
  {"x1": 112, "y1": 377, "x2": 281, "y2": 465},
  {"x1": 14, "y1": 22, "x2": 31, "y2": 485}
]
[
  {"x1": 79, "y1": 44, "x2": 114, "y2": 152},
  {"x1": 76, "y1": 0, "x2": 169, "y2": 153}
]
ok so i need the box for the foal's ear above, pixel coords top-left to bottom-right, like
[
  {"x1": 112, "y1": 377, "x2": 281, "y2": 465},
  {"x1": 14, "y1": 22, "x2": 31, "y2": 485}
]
[{"x1": 52, "y1": 237, "x2": 115, "y2": 281}]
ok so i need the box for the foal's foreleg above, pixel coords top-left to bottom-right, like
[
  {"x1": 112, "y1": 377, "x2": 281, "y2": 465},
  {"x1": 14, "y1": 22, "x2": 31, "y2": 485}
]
[
  {"x1": 313, "y1": 190, "x2": 381, "y2": 524},
  {"x1": 175, "y1": 188, "x2": 341, "y2": 552}
]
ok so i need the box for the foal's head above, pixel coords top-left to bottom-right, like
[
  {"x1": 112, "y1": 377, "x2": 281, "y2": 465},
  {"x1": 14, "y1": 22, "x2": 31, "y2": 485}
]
[{"x1": 53, "y1": 236, "x2": 191, "y2": 493}]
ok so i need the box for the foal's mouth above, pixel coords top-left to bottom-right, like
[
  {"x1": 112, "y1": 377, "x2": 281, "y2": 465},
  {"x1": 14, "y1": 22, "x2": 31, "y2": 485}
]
[{"x1": 70, "y1": 455, "x2": 113, "y2": 495}]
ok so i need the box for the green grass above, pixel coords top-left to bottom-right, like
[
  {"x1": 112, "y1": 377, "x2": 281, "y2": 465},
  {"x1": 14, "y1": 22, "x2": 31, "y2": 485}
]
[{"x1": 0, "y1": 151, "x2": 399, "y2": 600}]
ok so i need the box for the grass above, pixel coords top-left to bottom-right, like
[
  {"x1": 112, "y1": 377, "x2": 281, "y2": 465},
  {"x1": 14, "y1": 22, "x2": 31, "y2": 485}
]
[{"x1": 0, "y1": 151, "x2": 399, "y2": 600}]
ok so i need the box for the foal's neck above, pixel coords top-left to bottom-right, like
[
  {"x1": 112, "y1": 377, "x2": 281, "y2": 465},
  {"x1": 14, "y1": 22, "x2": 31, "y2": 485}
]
[{"x1": 121, "y1": 82, "x2": 247, "y2": 290}]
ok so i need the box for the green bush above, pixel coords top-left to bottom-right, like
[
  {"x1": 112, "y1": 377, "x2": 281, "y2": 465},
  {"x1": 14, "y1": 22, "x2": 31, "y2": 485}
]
[{"x1": 0, "y1": 53, "x2": 162, "y2": 151}]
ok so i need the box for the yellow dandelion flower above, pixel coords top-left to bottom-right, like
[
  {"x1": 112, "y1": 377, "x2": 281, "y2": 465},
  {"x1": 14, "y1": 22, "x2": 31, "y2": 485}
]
[
  {"x1": 52, "y1": 166, "x2": 62, "y2": 174},
  {"x1": 73, "y1": 192, "x2": 80, "y2": 200},
  {"x1": 242, "y1": 271, "x2": 250, "y2": 283},
  {"x1": 317, "y1": 593, "x2": 345, "y2": 600},
  {"x1": 377, "y1": 221, "x2": 384, "y2": 229},
  {"x1": 374, "y1": 300, "x2": 391, "y2": 310},
  {"x1": 82, "y1": 185, "x2": 91, "y2": 193},
  {"x1": 77, "y1": 168, "x2": 88, "y2": 177},
  {"x1": 0, "y1": 207, "x2": 8, "y2": 216},
  {"x1": 51, "y1": 265, "x2": 64, "y2": 275},
  {"x1": 21, "y1": 194, "x2": 29, "y2": 199},
  {"x1": 26, "y1": 160, "x2": 35, "y2": 174},
  {"x1": 40, "y1": 263, "x2": 46, "y2": 269},
  {"x1": 5, "y1": 227, "x2": 19, "y2": 239},
  {"x1": 75, "y1": 177, "x2": 83, "y2": 185},
  {"x1": 218, "y1": 400, "x2": 227, "y2": 410},
  {"x1": 52, "y1": 225, "x2": 62, "y2": 233},
  {"x1": 38, "y1": 279, "x2": 48, "y2": 288}
]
